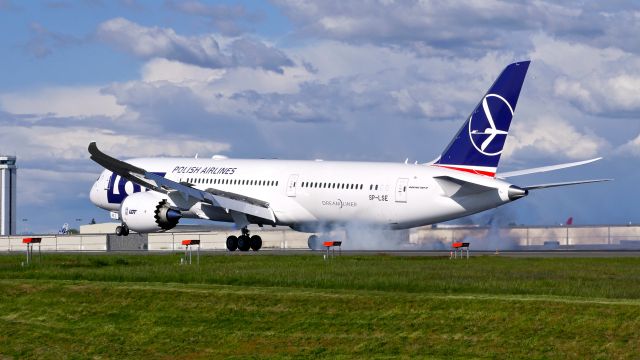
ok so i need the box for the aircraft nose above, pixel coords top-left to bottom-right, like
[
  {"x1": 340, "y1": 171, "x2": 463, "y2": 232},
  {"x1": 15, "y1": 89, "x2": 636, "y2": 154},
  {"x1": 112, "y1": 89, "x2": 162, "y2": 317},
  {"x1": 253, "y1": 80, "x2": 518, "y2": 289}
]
[{"x1": 89, "y1": 181, "x2": 99, "y2": 205}]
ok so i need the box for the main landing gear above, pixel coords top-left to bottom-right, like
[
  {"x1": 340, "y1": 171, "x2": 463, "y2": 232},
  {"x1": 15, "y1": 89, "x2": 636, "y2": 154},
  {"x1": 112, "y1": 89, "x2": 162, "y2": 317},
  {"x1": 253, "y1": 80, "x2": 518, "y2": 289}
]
[
  {"x1": 115, "y1": 223, "x2": 130, "y2": 236},
  {"x1": 226, "y1": 227, "x2": 262, "y2": 252}
]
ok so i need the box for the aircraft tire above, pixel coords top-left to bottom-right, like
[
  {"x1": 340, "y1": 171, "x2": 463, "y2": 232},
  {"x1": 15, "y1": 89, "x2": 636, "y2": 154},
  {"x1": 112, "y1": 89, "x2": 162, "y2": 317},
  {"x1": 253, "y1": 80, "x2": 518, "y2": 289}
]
[
  {"x1": 115, "y1": 226, "x2": 123, "y2": 236},
  {"x1": 122, "y1": 225, "x2": 129, "y2": 236},
  {"x1": 237, "y1": 235, "x2": 251, "y2": 251},
  {"x1": 226, "y1": 235, "x2": 238, "y2": 251},
  {"x1": 308, "y1": 235, "x2": 320, "y2": 250},
  {"x1": 250, "y1": 235, "x2": 262, "y2": 251}
]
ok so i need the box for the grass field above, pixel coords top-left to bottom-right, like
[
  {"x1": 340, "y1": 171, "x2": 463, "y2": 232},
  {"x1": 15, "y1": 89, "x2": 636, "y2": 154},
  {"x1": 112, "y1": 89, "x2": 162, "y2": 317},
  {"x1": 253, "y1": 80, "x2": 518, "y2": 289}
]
[{"x1": 1, "y1": 253, "x2": 639, "y2": 359}]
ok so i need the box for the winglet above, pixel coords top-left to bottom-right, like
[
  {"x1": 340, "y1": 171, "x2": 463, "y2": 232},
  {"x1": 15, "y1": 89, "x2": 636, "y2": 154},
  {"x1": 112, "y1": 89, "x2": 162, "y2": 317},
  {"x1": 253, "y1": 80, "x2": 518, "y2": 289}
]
[{"x1": 88, "y1": 142, "x2": 146, "y2": 176}]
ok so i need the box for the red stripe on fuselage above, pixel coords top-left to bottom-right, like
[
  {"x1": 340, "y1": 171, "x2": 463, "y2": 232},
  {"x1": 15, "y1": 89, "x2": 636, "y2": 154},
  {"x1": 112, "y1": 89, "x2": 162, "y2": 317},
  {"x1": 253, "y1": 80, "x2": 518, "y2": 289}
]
[{"x1": 433, "y1": 165, "x2": 495, "y2": 177}]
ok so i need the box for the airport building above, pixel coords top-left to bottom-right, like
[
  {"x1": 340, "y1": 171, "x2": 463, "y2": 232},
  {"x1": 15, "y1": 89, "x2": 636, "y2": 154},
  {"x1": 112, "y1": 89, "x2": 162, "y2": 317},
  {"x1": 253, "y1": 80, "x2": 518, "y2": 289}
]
[
  {"x1": 1, "y1": 224, "x2": 640, "y2": 252},
  {"x1": 0, "y1": 155, "x2": 16, "y2": 236}
]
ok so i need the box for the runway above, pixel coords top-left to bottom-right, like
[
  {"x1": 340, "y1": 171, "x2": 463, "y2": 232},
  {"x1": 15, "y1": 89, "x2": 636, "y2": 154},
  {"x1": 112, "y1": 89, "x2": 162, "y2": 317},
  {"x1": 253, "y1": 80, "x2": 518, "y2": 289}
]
[
  {"x1": 5, "y1": 249, "x2": 635, "y2": 257},
  {"x1": 241, "y1": 249, "x2": 640, "y2": 257}
]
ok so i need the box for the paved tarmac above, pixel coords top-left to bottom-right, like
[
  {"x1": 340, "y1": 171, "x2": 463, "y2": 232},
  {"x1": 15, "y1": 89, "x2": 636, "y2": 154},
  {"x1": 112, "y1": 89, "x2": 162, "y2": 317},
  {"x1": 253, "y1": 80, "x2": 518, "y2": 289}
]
[{"x1": 255, "y1": 249, "x2": 640, "y2": 257}]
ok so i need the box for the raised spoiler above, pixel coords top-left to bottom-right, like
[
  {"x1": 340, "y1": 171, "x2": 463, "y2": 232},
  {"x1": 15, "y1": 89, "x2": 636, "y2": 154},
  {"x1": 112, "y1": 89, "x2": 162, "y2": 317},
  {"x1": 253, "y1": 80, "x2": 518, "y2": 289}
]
[{"x1": 88, "y1": 142, "x2": 275, "y2": 222}]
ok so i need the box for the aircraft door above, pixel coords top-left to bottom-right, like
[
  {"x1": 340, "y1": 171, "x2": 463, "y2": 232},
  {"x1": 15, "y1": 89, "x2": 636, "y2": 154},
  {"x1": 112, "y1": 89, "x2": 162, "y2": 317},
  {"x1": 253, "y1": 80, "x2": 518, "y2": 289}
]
[
  {"x1": 395, "y1": 178, "x2": 409, "y2": 203},
  {"x1": 286, "y1": 174, "x2": 299, "y2": 197}
]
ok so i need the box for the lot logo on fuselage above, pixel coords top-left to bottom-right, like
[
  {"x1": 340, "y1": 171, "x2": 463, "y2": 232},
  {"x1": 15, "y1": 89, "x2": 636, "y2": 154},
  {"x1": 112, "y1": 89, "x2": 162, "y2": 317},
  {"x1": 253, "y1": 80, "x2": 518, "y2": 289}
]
[
  {"x1": 106, "y1": 172, "x2": 166, "y2": 204},
  {"x1": 468, "y1": 93, "x2": 513, "y2": 156}
]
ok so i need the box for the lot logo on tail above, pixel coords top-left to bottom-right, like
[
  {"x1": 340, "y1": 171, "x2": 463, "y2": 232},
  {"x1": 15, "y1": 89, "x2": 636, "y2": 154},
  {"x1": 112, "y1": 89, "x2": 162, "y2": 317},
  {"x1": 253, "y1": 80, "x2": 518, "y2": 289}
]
[{"x1": 468, "y1": 94, "x2": 513, "y2": 156}]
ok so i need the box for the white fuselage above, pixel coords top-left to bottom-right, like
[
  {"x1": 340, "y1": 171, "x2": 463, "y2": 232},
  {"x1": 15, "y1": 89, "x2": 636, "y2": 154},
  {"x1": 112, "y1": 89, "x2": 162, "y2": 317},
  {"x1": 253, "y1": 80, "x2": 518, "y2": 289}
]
[{"x1": 90, "y1": 157, "x2": 516, "y2": 231}]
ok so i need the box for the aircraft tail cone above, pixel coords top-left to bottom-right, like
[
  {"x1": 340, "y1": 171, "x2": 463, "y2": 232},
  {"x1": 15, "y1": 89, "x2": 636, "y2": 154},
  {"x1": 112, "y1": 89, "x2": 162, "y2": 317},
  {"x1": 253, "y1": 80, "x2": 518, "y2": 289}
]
[{"x1": 508, "y1": 185, "x2": 528, "y2": 200}]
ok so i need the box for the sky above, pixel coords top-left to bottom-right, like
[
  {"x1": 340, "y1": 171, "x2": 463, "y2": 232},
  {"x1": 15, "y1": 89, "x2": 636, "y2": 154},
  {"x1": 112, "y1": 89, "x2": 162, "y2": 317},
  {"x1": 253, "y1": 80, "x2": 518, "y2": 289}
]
[{"x1": 0, "y1": 0, "x2": 639, "y2": 234}]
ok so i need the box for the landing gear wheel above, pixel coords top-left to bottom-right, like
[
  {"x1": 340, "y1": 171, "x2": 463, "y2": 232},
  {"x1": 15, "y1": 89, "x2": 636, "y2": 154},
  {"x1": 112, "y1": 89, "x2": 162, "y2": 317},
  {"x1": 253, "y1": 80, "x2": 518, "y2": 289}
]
[
  {"x1": 250, "y1": 235, "x2": 262, "y2": 251},
  {"x1": 115, "y1": 224, "x2": 130, "y2": 236},
  {"x1": 308, "y1": 235, "x2": 320, "y2": 250},
  {"x1": 226, "y1": 235, "x2": 238, "y2": 251},
  {"x1": 238, "y1": 235, "x2": 251, "y2": 251}
]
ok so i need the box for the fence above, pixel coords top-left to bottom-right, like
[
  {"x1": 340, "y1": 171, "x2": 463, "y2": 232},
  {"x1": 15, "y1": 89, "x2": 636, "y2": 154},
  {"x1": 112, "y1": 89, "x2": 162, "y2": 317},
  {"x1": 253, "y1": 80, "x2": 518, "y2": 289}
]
[
  {"x1": 410, "y1": 225, "x2": 640, "y2": 250},
  {"x1": 0, "y1": 229, "x2": 311, "y2": 252}
]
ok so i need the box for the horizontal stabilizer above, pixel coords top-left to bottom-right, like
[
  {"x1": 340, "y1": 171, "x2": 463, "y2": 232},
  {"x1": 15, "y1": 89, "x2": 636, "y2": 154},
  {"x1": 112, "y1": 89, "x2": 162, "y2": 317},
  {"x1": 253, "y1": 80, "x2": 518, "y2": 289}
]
[
  {"x1": 523, "y1": 179, "x2": 612, "y2": 190},
  {"x1": 498, "y1": 157, "x2": 602, "y2": 178}
]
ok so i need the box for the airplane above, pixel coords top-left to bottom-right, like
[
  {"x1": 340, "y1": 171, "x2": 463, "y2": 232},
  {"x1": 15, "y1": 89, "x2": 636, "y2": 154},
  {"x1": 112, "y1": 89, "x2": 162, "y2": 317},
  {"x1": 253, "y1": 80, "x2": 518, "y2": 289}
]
[{"x1": 88, "y1": 60, "x2": 610, "y2": 251}]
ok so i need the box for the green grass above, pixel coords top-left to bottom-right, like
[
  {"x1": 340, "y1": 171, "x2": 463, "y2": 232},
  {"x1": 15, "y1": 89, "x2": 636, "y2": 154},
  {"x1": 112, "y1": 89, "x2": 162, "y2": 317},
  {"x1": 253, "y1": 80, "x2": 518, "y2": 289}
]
[{"x1": 1, "y1": 253, "x2": 639, "y2": 359}]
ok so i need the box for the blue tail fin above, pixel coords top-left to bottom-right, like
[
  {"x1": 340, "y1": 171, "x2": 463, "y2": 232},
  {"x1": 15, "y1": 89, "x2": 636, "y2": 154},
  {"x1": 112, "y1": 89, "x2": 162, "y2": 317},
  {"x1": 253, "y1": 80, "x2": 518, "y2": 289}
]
[{"x1": 434, "y1": 61, "x2": 530, "y2": 177}]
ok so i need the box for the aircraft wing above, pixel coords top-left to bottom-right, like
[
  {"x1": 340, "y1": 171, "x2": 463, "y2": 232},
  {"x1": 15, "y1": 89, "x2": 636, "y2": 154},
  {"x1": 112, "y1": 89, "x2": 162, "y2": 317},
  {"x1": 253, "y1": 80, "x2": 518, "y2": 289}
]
[
  {"x1": 88, "y1": 142, "x2": 275, "y2": 222},
  {"x1": 497, "y1": 157, "x2": 602, "y2": 178}
]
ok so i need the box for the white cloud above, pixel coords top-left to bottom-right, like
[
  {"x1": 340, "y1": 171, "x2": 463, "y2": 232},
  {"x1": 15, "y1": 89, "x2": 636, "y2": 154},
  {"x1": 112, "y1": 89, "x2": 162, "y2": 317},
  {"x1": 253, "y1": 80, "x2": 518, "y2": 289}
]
[
  {"x1": 18, "y1": 169, "x2": 97, "y2": 206},
  {"x1": 531, "y1": 34, "x2": 640, "y2": 116},
  {"x1": 274, "y1": 1, "x2": 640, "y2": 56},
  {"x1": 96, "y1": 17, "x2": 293, "y2": 72},
  {"x1": 141, "y1": 58, "x2": 226, "y2": 84},
  {"x1": 503, "y1": 116, "x2": 608, "y2": 160},
  {"x1": 97, "y1": 17, "x2": 230, "y2": 68},
  {"x1": 0, "y1": 86, "x2": 125, "y2": 118},
  {"x1": 0, "y1": 125, "x2": 230, "y2": 161},
  {"x1": 616, "y1": 133, "x2": 640, "y2": 158}
]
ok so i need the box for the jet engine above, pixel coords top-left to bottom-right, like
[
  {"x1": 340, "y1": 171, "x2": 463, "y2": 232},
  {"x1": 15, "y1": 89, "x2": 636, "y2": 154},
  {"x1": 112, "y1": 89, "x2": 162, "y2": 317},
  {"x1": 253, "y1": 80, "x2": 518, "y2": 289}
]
[{"x1": 120, "y1": 192, "x2": 182, "y2": 232}]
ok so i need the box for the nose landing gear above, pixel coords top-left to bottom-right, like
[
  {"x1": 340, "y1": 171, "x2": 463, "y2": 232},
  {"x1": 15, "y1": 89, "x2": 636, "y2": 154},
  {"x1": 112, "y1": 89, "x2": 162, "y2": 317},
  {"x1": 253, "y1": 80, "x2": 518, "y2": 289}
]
[{"x1": 226, "y1": 227, "x2": 262, "y2": 252}]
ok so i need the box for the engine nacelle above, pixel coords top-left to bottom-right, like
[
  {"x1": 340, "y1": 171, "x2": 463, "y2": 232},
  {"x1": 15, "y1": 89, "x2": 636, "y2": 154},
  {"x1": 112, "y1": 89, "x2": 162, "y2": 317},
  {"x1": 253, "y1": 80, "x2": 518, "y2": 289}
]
[{"x1": 120, "y1": 192, "x2": 182, "y2": 233}]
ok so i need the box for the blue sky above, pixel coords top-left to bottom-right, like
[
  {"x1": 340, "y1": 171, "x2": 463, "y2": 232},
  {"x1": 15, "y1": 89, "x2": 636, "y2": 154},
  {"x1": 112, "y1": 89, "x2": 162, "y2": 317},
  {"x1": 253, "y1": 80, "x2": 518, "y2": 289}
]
[{"x1": 0, "y1": 0, "x2": 639, "y2": 233}]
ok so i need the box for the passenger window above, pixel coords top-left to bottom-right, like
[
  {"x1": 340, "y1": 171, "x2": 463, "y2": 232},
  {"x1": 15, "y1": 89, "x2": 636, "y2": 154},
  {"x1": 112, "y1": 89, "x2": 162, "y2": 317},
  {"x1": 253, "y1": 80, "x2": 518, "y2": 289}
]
[{"x1": 375, "y1": 185, "x2": 378, "y2": 190}]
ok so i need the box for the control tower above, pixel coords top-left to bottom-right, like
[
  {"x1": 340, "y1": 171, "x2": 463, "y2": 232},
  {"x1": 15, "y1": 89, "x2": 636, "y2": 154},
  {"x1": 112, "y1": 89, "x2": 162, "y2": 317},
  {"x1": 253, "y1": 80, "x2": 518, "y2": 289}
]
[{"x1": 0, "y1": 156, "x2": 16, "y2": 235}]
